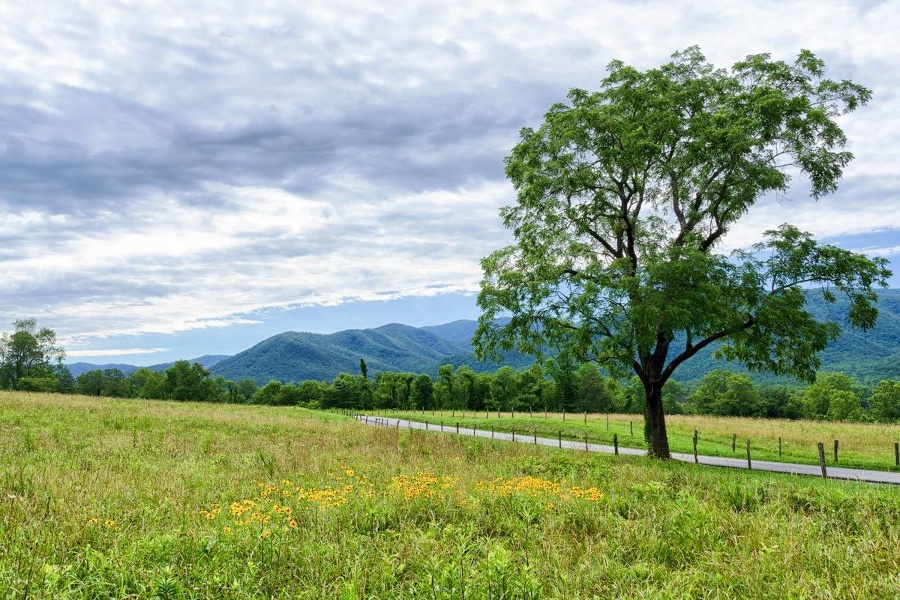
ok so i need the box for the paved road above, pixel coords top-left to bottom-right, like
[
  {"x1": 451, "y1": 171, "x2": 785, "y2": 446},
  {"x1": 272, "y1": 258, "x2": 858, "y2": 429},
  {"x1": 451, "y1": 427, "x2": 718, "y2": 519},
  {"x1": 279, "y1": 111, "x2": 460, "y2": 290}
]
[{"x1": 357, "y1": 415, "x2": 900, "y2": 485}]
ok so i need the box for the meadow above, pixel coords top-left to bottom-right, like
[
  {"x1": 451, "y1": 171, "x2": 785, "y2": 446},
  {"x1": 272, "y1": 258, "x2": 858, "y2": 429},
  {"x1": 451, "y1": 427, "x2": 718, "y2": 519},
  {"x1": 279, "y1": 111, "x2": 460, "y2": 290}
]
[
  {"x1": 2, "y1": 391, "x2": 900, "y2": 598},
  {"x1": 383, "y1": 409, "x2": 900, "y2": 472}
]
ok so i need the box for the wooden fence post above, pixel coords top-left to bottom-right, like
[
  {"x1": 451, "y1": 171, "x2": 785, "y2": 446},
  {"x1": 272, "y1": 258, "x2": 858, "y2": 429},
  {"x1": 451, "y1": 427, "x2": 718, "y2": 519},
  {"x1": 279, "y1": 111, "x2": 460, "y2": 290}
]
[
  {"x1": 614, "y1": 433, "x2": 619, "y2": 455},
  {"x1": 512, "y1": 428, "x2": 515, "y2": 442},
  {"x1": 693, "y1": 430, "x2": 698, "y2": 463},
  {"x1": 584, "y1": 433, "x2": 589, "y2": 451},
  {"x1": 818, "y1": 442, "x2": 828, "y2": 478},
  {"x1": 833, "y1": 439, "x2": 839, "y2": 463},
  {"x1": 606, "y1": 414, "x2": 609, "y2": 430},
  {"x1": 746, "y1": 440, "x2": 752, "y2": 470},
  {"x1": 456, "y1": 422, "x2": 459, "y2": 434},
  {"x1": 558, "y1": 430, "x2": 562, "y2": 448},
  {"x1": 779, "y1": 437, "x2": 782, "y2": 459},
  {"x1": 533, "y1": 429, "x2": 537, "y2": 444},
  {"x1": 732, "y1": 433, "x2": 736, "y2": 452},
  {"x1": 630, "y1": 421, "x2": 633, "y2": 436}
]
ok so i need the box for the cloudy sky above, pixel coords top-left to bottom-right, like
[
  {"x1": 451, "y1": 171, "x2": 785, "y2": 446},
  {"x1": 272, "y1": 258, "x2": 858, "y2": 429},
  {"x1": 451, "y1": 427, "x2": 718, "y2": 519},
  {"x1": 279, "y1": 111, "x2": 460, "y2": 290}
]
[{"x1": 2, "y1": 0, "x2": 898, "y2": 365}]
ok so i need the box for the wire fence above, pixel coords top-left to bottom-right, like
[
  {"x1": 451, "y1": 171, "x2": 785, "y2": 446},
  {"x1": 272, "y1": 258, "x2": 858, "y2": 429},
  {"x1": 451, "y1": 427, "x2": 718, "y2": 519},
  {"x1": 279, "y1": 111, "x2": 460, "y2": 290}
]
[{"x1": 336, "y1": 408, "x2": 900, "y2": 480}]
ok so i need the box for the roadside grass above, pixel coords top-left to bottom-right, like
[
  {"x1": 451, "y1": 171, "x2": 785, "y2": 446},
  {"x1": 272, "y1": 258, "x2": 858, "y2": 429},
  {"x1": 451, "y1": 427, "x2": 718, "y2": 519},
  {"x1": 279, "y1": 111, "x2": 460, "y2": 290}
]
[
  {"x1": 1, "y1": 391, "x2": 899, "y2": 598},
  {"x1": 382, "y1": 409, "x2": 900, "y2": 472}
]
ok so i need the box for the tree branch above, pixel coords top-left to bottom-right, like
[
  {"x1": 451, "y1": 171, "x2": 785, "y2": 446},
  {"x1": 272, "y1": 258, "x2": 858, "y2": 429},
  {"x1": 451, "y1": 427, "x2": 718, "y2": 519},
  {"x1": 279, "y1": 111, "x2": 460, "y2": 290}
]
[{"x1": 661, "y1": 315, "x2": 756, "y2": 381}]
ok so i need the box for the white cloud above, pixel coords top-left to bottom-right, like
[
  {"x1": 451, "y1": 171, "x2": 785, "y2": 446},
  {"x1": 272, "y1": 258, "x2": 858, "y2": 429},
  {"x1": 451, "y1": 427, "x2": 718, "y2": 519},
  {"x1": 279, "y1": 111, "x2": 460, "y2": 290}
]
[
  {"x1": 856, "y1": 245, "x2": 900, "y2": 258},
  {"x1": 0, "y1": 0, "x2": 898, "y2": 349},
  {"x1": 67, "y1": 348, "x2": 168, "y2": 358}
]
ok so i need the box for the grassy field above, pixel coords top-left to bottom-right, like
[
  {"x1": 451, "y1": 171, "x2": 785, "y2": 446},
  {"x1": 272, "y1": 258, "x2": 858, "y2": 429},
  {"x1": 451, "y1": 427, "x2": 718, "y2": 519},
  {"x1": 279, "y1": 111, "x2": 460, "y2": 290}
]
[
  {"x1": 381, "y1": 409, "x2": 900, "y2": 472},
  {"x1": 2, "y1": 392, "x2": 900, "y2": 598}
]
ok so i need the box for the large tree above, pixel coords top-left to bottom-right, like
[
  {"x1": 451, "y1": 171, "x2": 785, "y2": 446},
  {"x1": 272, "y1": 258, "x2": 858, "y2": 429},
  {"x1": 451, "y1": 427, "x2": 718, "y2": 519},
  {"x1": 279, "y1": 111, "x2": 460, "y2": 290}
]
[{"x1": 474, "y1": 48, "x2": 891, "y2": 457}]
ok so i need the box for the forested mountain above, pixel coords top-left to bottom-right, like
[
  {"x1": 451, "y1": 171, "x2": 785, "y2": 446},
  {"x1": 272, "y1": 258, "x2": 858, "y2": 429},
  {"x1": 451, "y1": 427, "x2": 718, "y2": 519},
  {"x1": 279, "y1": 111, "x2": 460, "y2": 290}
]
[
  {"x1": 210, "y1": 289, "x2": 898, "y2": 385},
  {"x1": 670, "y1": 289, "x2": 900, "y2": 383},
  {"x1": 211, "y1": 323, "x2": 473, "y2": 383},
  {"x1": 70, "y1": 291, "x2": 900, "y2": 385}
]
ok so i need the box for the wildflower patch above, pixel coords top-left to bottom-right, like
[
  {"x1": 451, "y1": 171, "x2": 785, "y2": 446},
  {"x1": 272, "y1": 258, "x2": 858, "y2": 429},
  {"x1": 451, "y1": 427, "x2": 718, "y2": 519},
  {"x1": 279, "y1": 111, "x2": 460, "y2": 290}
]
[{"x1": 200, "y1": 471, "x2": 603, "y2": 536}]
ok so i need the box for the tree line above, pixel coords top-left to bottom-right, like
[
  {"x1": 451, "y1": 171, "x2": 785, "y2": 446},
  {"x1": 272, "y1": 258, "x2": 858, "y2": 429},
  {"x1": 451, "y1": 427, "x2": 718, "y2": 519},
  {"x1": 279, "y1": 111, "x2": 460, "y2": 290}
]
[
  {"x1": 61, "y1": 361, "x2": 900, "y2": 424},
  {"x1": 3, "y1": 318, "x2": 898, "y2": 422}
]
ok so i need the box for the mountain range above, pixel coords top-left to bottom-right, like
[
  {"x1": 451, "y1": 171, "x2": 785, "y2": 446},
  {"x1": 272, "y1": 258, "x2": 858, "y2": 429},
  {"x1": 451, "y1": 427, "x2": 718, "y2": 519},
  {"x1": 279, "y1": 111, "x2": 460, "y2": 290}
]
[
  {"x1": 67, "y1": 355, "x2": 230, "y2": 378},
  {"x1": 68, "y1": 290, "x2": 900, "y2": 385}
]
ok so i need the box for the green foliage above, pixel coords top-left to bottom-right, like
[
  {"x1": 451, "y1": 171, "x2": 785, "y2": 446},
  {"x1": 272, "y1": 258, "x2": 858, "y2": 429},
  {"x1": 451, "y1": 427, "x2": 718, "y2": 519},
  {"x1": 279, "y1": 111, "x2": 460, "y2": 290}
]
[
  {"x1": 870, "y1": 379, "x2": 900, "y2": 423},
  {"x1": 0, "y1": 318, "x2": 66, "y2": 391},
  {"x1": 131, "y1": 368, "x2": 167, "y2": 399},
  {"x1": 474, "y1": 47, "x2": 889, "y2": 457},
  {"x1": 756, "y1": 385, "x2": 805, "y2": 420},
  {"x1": 801, "y1": 372, "x2": 864, "y2": 421},
  {"x1": 489, "y1": 366, "x2": 519, "y2": 412},
  {"x1": 295, "y1": 379, "x2": 328, "y2": 408},
  {"x1": 688, "y1": 370, "x2": 762, "y2": 417},
  {"x1": 411, "y1": 373, "x2": 435, "y2": 410},
  {"x1": 165, "y1": 360, "x2": 215, "y2": 402},
  {"x1": 253, "y1": 380, "x2": 284, "y2": 405}
]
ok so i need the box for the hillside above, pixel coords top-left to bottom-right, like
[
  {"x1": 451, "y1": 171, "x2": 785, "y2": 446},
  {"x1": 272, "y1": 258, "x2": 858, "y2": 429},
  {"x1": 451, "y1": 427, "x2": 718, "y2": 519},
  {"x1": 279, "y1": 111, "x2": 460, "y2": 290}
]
[
  {"x1": 670, "y1": 289, "x2": 900, "y2": 384},
  {"x1": 211, "y1": 323, "x2": 473, "y2": 383}
]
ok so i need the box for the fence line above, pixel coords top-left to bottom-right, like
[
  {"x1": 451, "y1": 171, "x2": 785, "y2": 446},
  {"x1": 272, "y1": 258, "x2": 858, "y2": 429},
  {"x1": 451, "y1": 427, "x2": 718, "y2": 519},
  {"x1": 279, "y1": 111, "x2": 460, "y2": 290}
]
[{"x1": 349, "y1": 408, "x2": 900, "y2": 477}]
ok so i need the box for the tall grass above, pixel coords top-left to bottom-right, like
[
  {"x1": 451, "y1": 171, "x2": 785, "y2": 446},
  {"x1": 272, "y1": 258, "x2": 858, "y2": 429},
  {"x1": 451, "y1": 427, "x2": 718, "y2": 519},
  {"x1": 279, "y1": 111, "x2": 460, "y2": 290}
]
[{"x1": 2, "y1": 391, "x2": 900, "y2": 598}]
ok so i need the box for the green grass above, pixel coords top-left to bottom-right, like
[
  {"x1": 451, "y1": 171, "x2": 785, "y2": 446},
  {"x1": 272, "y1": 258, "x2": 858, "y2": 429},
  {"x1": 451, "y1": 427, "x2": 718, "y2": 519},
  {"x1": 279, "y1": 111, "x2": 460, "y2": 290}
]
[
  {"x1": 382, "y1": 409, "x2": 900, "y2": 472},
  {"x1": 2, "y1": 391, "x2": 900, "y2": 598}
]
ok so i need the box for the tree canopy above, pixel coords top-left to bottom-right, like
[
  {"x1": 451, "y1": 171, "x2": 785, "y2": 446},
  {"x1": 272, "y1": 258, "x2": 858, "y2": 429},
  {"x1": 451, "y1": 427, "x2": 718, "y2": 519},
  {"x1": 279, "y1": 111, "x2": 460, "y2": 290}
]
[
  {"x1": 0, "y1": 318, "x2": 66, "y2": 391},
  {"x1": 475, "y1": 47, "x2": 891, "y2": 457}
]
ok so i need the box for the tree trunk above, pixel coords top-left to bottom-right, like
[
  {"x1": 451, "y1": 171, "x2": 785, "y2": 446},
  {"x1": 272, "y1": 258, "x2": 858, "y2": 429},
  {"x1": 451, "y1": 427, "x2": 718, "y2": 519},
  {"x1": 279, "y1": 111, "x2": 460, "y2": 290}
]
[{"x1": 644, "y1": 383, "x2": 671, "y2": 458}]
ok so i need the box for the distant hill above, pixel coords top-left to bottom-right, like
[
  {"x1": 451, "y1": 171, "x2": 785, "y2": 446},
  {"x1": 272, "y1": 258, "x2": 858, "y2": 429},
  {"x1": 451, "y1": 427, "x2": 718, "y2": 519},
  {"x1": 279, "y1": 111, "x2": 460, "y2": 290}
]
[
  {"x1": 145, "y1": 355, "x2": 231, "y2": 373},
  {"x1": 67, "y1": 354, "x2": 230, "y2": 377},
  {"x1": 67, "y1": 362, "x2": 141, "y2": 377}
]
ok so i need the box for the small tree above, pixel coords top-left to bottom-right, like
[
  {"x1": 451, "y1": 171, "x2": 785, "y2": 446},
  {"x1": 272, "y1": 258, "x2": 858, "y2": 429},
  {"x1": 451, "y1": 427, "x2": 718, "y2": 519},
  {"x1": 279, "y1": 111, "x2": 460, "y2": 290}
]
[
  {"x1": 800, "y1": 372, "x2": 860, "y2": 420},
  {"x1": 165, "y1": 360, "x2": 214, "y2": 401},
  {"x1": 688, "y1": 370, "x2": 761, "y2": 417},
  {"x1": 411, "y1": 374, "x2": 435, "y2": 410},
  {"x1": 0, "y1": 318, "x2": 66, "y2": 390},
  {"x1": 475, "y1": 48, "x2": 890, "y2": 457},
  {"x1": 870, "y1": 380, "x2": 900, "y2": 423}
]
